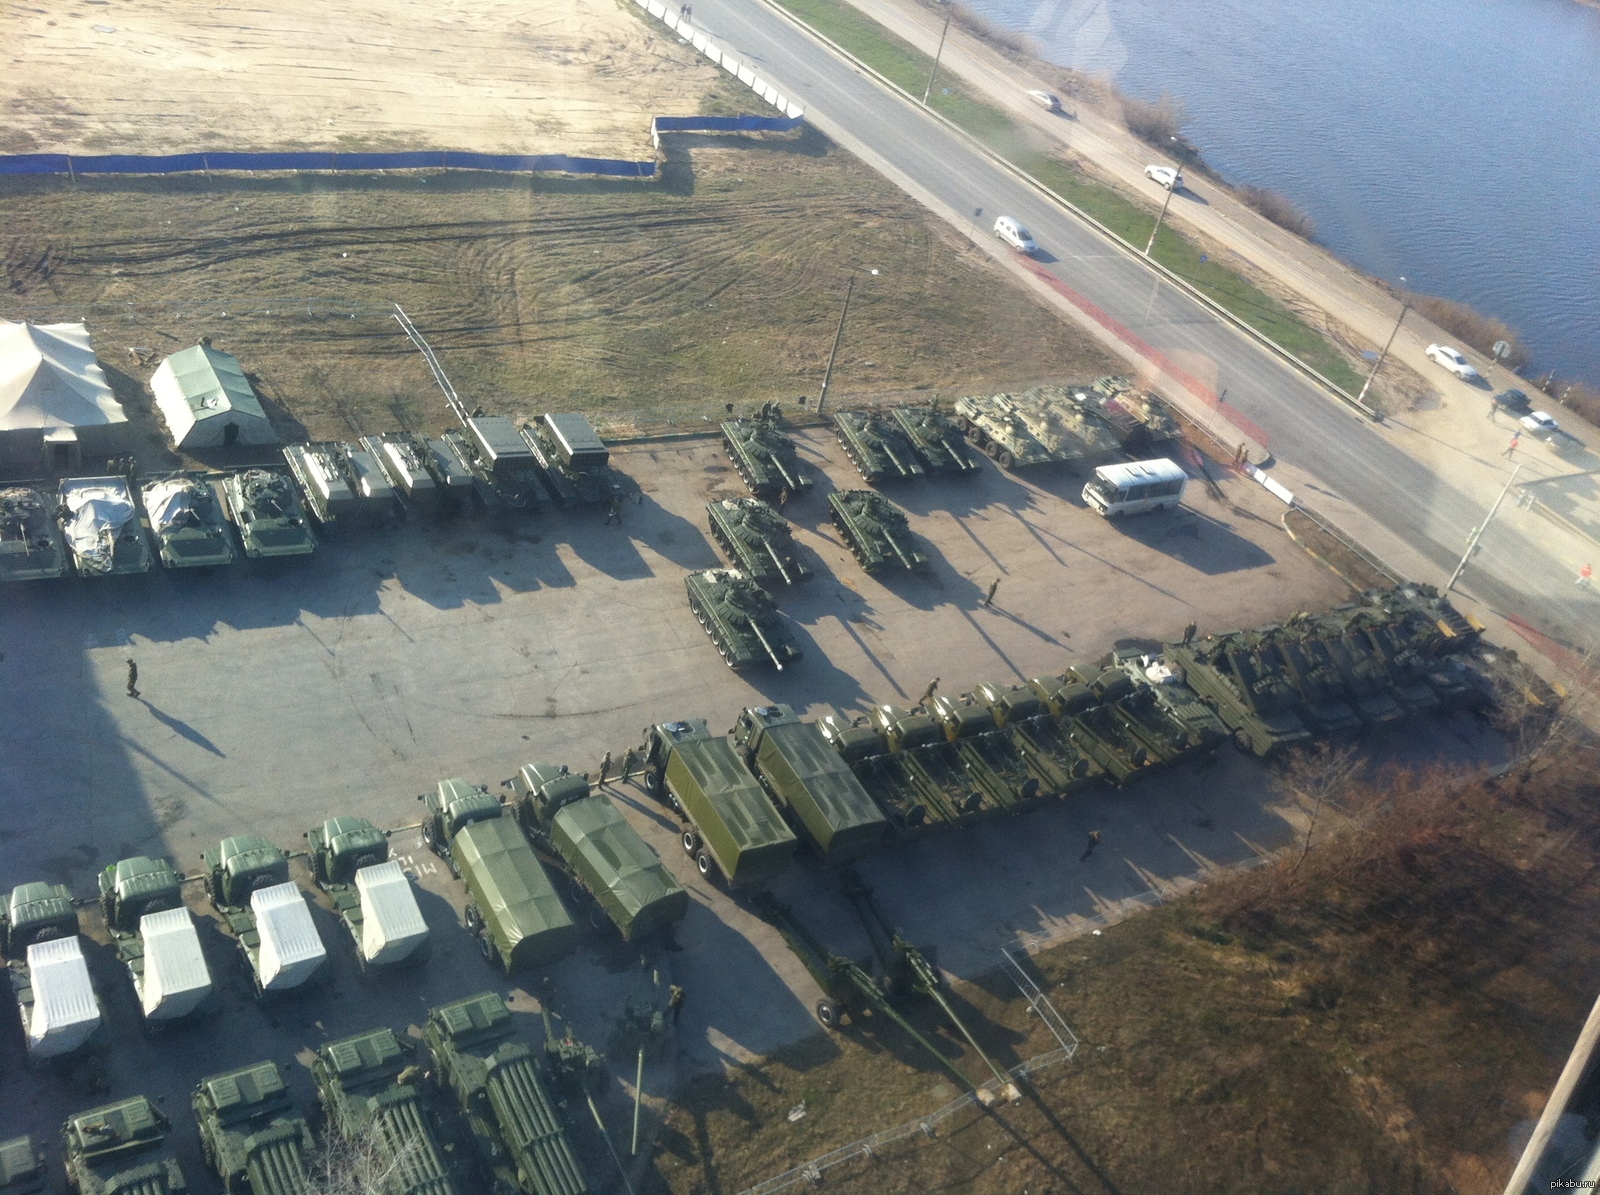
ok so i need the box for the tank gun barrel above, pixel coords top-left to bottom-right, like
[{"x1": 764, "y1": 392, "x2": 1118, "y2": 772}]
[
  {"x1": 765, "y1": 541, "x2": 795, "y2": 585},
  {"x1": 749, "y1": 618, "x2": 785, "y2": 671}
]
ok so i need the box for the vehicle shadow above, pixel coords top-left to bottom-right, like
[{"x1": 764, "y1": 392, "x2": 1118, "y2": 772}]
[{"x1": 1108, "y1": 507, "x2": 1275, "y2": 575}]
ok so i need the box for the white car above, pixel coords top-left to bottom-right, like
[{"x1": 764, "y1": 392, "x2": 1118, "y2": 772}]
[
  {"x1": 1144, "y1": 164, "x2": 1182, "y2": 190},
  {"x1": 1028, "y1": 89, "x2": 1063, "y2": 113},
  {"x1": 1521, "y1": 411, "x2": 1560, "y2": 434},
  {"x1": 993, "y1": 216, "x2": 1037, "y2": 254},
  {"x1": 1426, "y1": 343, "x2": 1480, "y2": 382}
]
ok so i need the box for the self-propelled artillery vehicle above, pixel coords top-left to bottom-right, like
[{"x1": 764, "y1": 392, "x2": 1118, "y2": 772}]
[
  {"x1": 192, "y1": 1060, "x2": 315, "y2": 1195},
  {"x1": 62, "y1": 1096, "x2": 187, "y2": 1195},
  {"x1": 220, "y1": 468, "x2": 317, "y2": 558},
  {"x1": 890, "y1": 402, "x2": 977, "y2": 476},
  {"x1": 99, "y1": 856, "x2": 212, "y2": 1024},
  {"x1": 307, "y1": 818, "x2": 429, "y2": 971},
  {"x1": 140, "y1": 474, "x2": 237, "y2": 569},
  {"x1": 0, "y1": 485, "x2": 68, "y2": 581},
  {"x1": 1164, "y1": 631, "x2": 1315, "y2": 757},
  {"x1": 685, "y1": 568, "x2": 802, "y2": 671},
  {"x1": 720, "y1": 405, "x2": 812, "y2": 498},
  {"x1": 441, "y1": 417, "x2": 546, "y2": 513},
  {"x1": 833, "y1": 410, "x2": 926, "y2": 483},
  {"x1": 202, "y1": 838, "x2": 327, "y2": 996},
  {"x1": 705, "y1": 497, "x2": 812, "y2": 584},
  {"x1": 828, "y1": 490, "x2": 927, "y2": 572}
]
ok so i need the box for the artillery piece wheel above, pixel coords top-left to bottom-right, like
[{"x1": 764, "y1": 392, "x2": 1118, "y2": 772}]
[
  {"x1": 815, "y1": 999, "x2": 840, "y2": 1029},
  {"x1": 681, "y1": 829, "x2": 700, "y2": 855}
]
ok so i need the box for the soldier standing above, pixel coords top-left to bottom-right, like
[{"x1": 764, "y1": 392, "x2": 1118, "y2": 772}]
[
  {"x1": 125, "y1": 658, "x2": 140, "y2": 699},
  {"x1": 620, "y1": 746, "x2": 639, "y2": 784},
  {"x1": 776, "y1": 487, "x2": 790, "y2": 514},
  {"x1": 1181, "y1": 621, "x2": 1197, "y2": 646},
  {"x1": 918, "y1": 677, "x2": 940, "y2": 708},
  {"x1": 597, "y1": 750, "x2": 612, "y2": 787},
  {"x1": 668, "y1": 984, "x2": 686, "y2": 1024},
  {"x1": 1080, "y1": 829, "x2": 1102, "y2": 861},
  {"x1": 983, "y1": 577, "x2": 1001, "y2": 607}
]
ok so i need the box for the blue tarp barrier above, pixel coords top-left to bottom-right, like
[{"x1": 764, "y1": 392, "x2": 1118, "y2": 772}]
[
  {"x1": 0, "y1": 150, "x2": 656, "y2": 177},
  {"x1": 652, "y1": 115, "x2": 805, "y2": 133}
]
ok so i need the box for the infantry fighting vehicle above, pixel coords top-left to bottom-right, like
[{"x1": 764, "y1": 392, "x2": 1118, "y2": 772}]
[
  {"x1": 307, "y1": 818, "x2": 430, "y2": 971},
  {"x1": 828, "y1": 490, "x2": 927, "y2": 572},
  {"x1": 509, "y1": 763, "x2": 688, "y2": 943},
  {"x1": 705, "y1": 497, "x2": 812, "y2": 584},
  {"x1": 220, "y1": 468, "x2": 317, "y2": 558},
  {"x1": 423, "y1": 991, "x2": 591, "y2": 1195},
  {"x1": 312, "y1": 1027, "x2": 461, "y2": 1195},
  {"x1": 971, "y1": 682, "x2": 1104, "y2": 793},
  {"x1": 362, "y1": 433, "x2": 441, "y2": 512},
  {"x1": 1008, "y1": 387, "x2": 1122, "y2": 464},
  {"x1": 139, "y1": 474, "x2": 237, "y2": 569},
  {"x1": 2, "y1": 882, "x2": 100, "y2": 1061},
  {"x1": 62, "y1": 1096, "x2": 187, "y2": 1195},
  {"x1": 420, "y1": 780, "x2": 577, "y2": 973},
  {"x1": 720, "y1": 405, "x2": 812, "y2": 498},
  {"x1": 1165, "y1": 632, "x2": 1315, "y2": 756},
  {"x1": 98, "y1": 856, "x2": 213, "y2": 1024},
  {"x1": 282, "y1": 443, "x2": 359, "y2": 525},
  {"x1": 732, "y1": 705, "x2": 889, "y2": 862},
  {"x1": 442, "y1": 417, "x2": 547, "y2": 513},
  {"x1": 522, "y1": 413, "x2": 622, "y2": 507},
  {"x1": 0, "y1": 485, "x2": 68, "y2": 582},
  {"x1": 1086, "y1": 377, "x2": 1181, "y2": 450},
  {"x1": 685, "y1": 569, "x2": 802, "y2": 671},
  {"x1": 192, "y1": 1060, "x2": 315, "y2": 1195},
  {"x1": 57, "y1": 477, "x2": 150, "y2": 575},
  {"x1": 0, "y1": 1136, "x2": 47, "y2": 1194},
  {"x1": 950, "y1": 394, "x2": 1060, "y2": 469},
  {"x1": 890, "y1": 403, "x2": 977, "y2": 476},
  {"x1": 832, "y1": 410, "x2": 926, "y2": 483},
  {"x1": 641, "y1": 720, "x2": 798, "y2": 886},
  {"x1": 201, "y1": 838, "x2": 327, "y2": 996}
]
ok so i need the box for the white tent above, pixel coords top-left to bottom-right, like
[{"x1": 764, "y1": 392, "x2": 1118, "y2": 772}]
[
  {"x1": 151, "y1": 344, "x2": 277, "y2": 449},
  {"x1": 137, "y1": 907, "x2": 212, "y2": 1021},
  {"x1": 24, "y1": 937, "x2": 100, "y2": 1059},
  {"x1": 0, "y1": 321, "x2": 129, "y2": 474},
  {"x1": 251, "y1": 882, "x2": 326, "y2": 992},
  {"x1": 355, "y1": 861, "x2": 429, "y2": 966}
]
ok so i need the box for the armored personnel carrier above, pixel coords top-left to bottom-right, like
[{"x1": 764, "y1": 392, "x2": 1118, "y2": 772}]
[
  {"x1": 312, "y1": 1027, "x2": 461, "y2": 1195},
  {"x1": 362, "y1": 433, "x2": 440, "y2": 512},
  {"x1": 2, "y1": 882, "x2": 100, "y2": 1061},
  {"x1": 890, "y1": 403, "x2": 977, "y2": 476},
  {"x1": 720, "y1": 406, "x2": 812, "y2": 498},
  {"x1": 98, "y1": 856, "x2": 212, "y2": 1024},
  {"x1": 685, "y1": 569, "x2": 802, "y2": 671},
  {"x1": 423, "y1": 991, "x2": 591, "y2": 1195},
  {"x1": 0, "y1": 1136, "x2": 46, "y2": 1194},
  {"x1": 828, "y1": 490, "x2": 927, "y2": 572},
  {"x1": 282, "y1": 443, "x2": 359, "y2": 525},
  {"x1": 139, "y1": 474, "x2": 237, "y2": 569},
  {"x1": 192, "y1": 1060, "x2": 315, "y2": 1195},
  {"x1": 0, "y1": 485, "x2": 68, "y2": 582},
  {"x1": 833, "y1": 410, "x2": 926, "y2": 483},
  {"x1": 706, "y1": 497, "x2": 812, "y2": 584},
  {"x1": 1008, "y1": 387, "x2": 1122, "y2": 464},
  {"x1": 951, "y1": 394, "x2": 1058, "y2": 469},
  {"x1": 307, "y1": 818, "x2": 429, "y2": 971},
  {"x1": 58, "y1": 477, "x2": 150, "y2": 575},
  {"x1": 201, "y1": 838, "x2": 327, "y2": 996},
  {"x1": 510, "y1": 763, "x2": 687, "y2": 943},
  {"x1": 522, "y1": 413, "x2": 622, "y2": 507},
  {"x1": 220, "y1": 468, "x2": 317, "y2": 558},
  {"x1": 62, "y1": 1096, "x2": 187, "y2": 1195},
  {"x1": 1166, "y1": 632, "x2": 1315, "y2": 757},
  {"x1": 1087, "y1": 377, "x2": 1180, "y2": 447}
]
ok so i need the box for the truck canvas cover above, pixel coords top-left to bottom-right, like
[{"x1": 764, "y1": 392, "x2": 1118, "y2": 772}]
[
  {"x1": 454, "y1": 818, "x2": 576, "y2": 971},
  {"x1": 24, "y1": 936, "x2": 99, "y2": 1058},
  {"x1": 748, "y1": 710, "x2": 887, "y2": 860},
  {"x1": 551, "y1": 796, "x2": 688, "y2": 941},
  {"x1": 137, "y1": 907, "x2": 212, "y2": 1020},
  {"x1": 355, "y1": 861, "x2": 429, "y2": 966},
  {"x1": 251, "y1": 882, "x2": 327, "y2": 991},
  {"x1": 664, "y1": 725, "x2": 796, "y2": 886}
]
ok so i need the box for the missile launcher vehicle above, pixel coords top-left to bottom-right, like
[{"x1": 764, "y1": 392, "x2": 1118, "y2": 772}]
[
  {"x1": 970, "y1": 682, "x2": 1103, "y2": 793},
  {"x1": 192, "y1": 1060, "x2": 315, "y2": 1195},
  {"x1": 307, "y1": 818, "x2": 429, "y2": 971},
  {"x1": 706, "y1": 497, "x2": 812, "y2": 584},
  {"x1": 521, "y1": 413, "x2": 623, "y2": 507},
  {"x1": 1165, "y1": 632, "x2": 1315, "y2": 757},
  {"x1": 362, "y1": 433, "x2": 441, "y2": 512},
  {"x1": 685, "y1": 569, "x2": 802, "y2": 671},
  {"x1": 98, "y1": 856, "x2": 212, "y2": 1024},
  {"x1": 832, "y1": 410, "x2": 926, "y2": 483},
  {"x1": 220, "y1": 468, "x2": 317, "y2": 558},
  {"x1": 58, "y1": 477, "x2": 150, "y2": 575},
  {"x1": 62, "y1": 1096, "x2": 187, "y2": 1195},
  {"x1": 282, "y1": 443, "x2": 359, "y2": 525},
  {"x1": 889, "y1": 403, "x2": 977, "y2": 476},
  {"x1": 951, "y1": 393, "x2": 1059, "y2": 469},
  {"x1": 139, "y1": 474, "x2": 237, "y2": 569},
  {"x1": 3, "y1": 882, "x2": 101, "y2": 1062},
  {"x1": 338, "y1": 441, "x2": 400, "y2": 522},
  {"x1": 202, "y1": 838, "x2": 327, "y2": 996},
  {"x1": 0, "y1": 485, "x2": 69, "y2": 582},
  {"x1": 720, "y1": 405, "x2": 812, "y2": 498},
  {"x1": 0, "y1": 1136, "x2": 47, "y2": 1194},
  {"x1": 1008, "y1": 387, "x2": 1122, "y2": 464},
  {"x1": 828, "y1": 490, "x2": 927, "y2": 572}
]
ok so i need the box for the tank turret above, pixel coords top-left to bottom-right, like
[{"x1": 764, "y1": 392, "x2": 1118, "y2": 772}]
[
  {"x1": 889, "y1": 403, "x2": 977, "y2": 476},
  {"x1": 685, "y1": 569, "x2": 802, "y2": 670},
  {"x1": 705, "y1": 497, "x2": 812, "y2": 584},
  {"x1": 827, "y1": 490, "x2": 927, "y2": 572},
  {"x1": 720, "y1": 405, "x2": 812, "y2": 498}
]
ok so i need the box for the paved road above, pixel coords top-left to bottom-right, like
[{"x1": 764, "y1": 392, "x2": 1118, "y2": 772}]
[{"x1": 689, "y1": 0, "x2": 1588, "y2": 644}]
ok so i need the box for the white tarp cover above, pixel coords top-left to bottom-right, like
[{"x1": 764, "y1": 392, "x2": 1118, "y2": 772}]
[
  {"x1": 355, "y1": 861, "x2": 428, "y2": 966},
  {"x1": 0, "y1": 321, "x2": 126, "y2": 432},
  {"x1": 142, "y1": 478, "x2": 199, "y2": 534},
  {"x1": 137, "y1": 907, "x2": 212, "y2": 1020},
  {"x1": 251, "y1": 882, "x2": 326, "y2": 991},
  {"x1": 25, "y1": 937, "x2": 100, "y2": 1059},
  {"x1": 62, "y1": 482, "x2": 134, "y2": 575}
]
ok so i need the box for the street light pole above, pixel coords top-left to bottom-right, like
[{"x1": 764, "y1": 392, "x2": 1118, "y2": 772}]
[
  {"x1": 816, "y1": 275, "x2": 856, "y2": 417},
  {"x1": 922, "y1": 6, "x2": 953, "y2": 106},
  {"x1": 1447, "y1": 464, "x2": 1521, "y2": 592},
  {"x1": 1144, "y1": 182, "x2": 1175, "y2": 256},
  {"x1": 1356, "y1": 283, "x2": 1409, "y2": 407}
]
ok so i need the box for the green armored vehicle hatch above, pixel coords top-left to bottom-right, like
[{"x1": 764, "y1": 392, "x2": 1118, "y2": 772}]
[
  {"x1": 139, "y1": 474, "x2": 237, "y2": 569},
  {"x1": 828, "y1": 490, "x2": 927, "y2": 572},
  {"x1": 308, "y1": 818, "x2": 430, "y2": 971},
  {"x1": 0, "y1": 485, "x2": 69, "y2": 582},
  {"x1": 706, "y1": 497, "x2": 812, "y2": 584},
  {"x1": 220, "y1": 468, "x2": 316, "y2": 558},
  {"x1": 720, "y1": 405, "x2": 812, "y2": 498},
  {"x1": 0, "y1": 1136, "x2": 46, "y2": 1194},
  {"x1": 99, "y1": 856, "x2": 213, "y2": 1023},
  {"x1": 833, "y1": 410, "x2": 926, "y2": 483},
  {"x1": 890, "y1": 403, "x2": 977, "y2": 476},
  {"x1": 732, "y1": 705, "x2": 889, "y2": 862},
  {"x1": 192, "y1": 1060, "x2": 314, "y2": 1195},
  {"x1": 642, "y1": 720, "x2": 797, "y2": 887},
  {"x1": 421, "y1": 781, "x2": 577, "y2": 973},
  {"x1": 951, "y1": 394, "x2": 1060, "y2": 469},
  {"x1": 58, "y1": 477, "x2": 151, "y2": 576},
  {"x1": 685, "y1": 569, "x2": 802, "y2": 671},
  {"x1": 203, "y1": 837, "x2": 327, "y2": 996},
  {"x1": 510, "y1": 763, "x2": 687, "y2": 943},
  {"x1": 313, "y1": 1027, "x2": 461, "y2": 1195},
  {"x1": 62, "y1": 1095, "x2": 187, "y2": 1195},
  {"x1": 1165, "y1": 633, "x2": 1314, "y2": 757},
  {"x1": 423, "y1": 991, "x2": 591, "y2": 1195}
]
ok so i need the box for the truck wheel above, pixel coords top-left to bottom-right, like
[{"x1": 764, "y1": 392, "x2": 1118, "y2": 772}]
[
  {"x1": 815, "y1": 999, "x2": 839, "y2": 1029},
  {"x1": 478, "y1": 933, "x2": 497, "y2": 965},
  {"x1": 996, "y1": 450, "x2": 1015, "y2": 469},
  {"x1": 695, "y1": 850, "x2": 715, "y2": 880},
  {"x1": 643, "y1": 767, "x2": 663, "y2": 798},
  {"x1": 681, "y1": 829, "x2": 700, "y2": 855}
]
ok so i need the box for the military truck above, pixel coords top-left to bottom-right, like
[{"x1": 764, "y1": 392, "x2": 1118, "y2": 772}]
[
  {"x1": 828, "y1": 490, "x2": 927, "y2": 572},
  {"x1": 0, "y1": 1136, "x2": 47, "y2": 1194},
  {"x1": 419, "y1": 780, "x2": 577, "y2": 973},
  {"x1": 732, "y1": 705, "x2": 889, "y2": 862},
  {"x1": 950, "y1": 394, "x2": 1059, "y2": 469},
  {"x1": 1165, "y1": 632, "x2": 1315, "y2": 756},
  {"x1": 705, "y1": 497, "x2": 812, "y2": 584},
  {"x1": 58, "y1": 477, "x2": 151, "y2": 575},
  {"x1": 62, "y1": 1096, "x2": 186, "y2": 1195},
  {"x1": 833, "y1": 410, "x2": 926, "y2": 483},
  {"x1": 97, "y1": 856, "x2": 212, "y2": 1024},
  {"x1": 139, "y1": 474, "x2": 238, "y2": 569},
  {"x1": 282, "y1": 443, "x2": 359, "y2": 525},
  {"x1": 2, "y1": 883, "x2": 100, "y2": 1062},
  {"x1": 685, "y1": 569, "x2": 802, "y2": 671},
  {"x1": 0, "y1": 485, "x2": 69, "y2": 582},
  {"x1": 509, "y1": 763, "x2": 687, "y2": 943},
  {"x1": 201, "y1": 838, "x2": 327, "y2": 996},
  {"x1": 362, "y1": 433, "x2": 441, "y2": 512},
  {"x1": 423, "y1": 991, "x2": 590, "y2": 1195},
  {"x1": 220, "y1": 468, "x2": 317, "y2": 558},
  {"x1": 640, "y1": 720, "x2": 797, "y2": 886},
  {"x1": 521, "y1": 413, "x2": 621, "y2": 507},
  {"x1": 312, "y1": 1028, "x2": 461, "y2": 1195},
  {"x1": 890, "y1": 403, "x2": 977, "y2": 476},
  {"x1": 720, "y1": 406, "x2": 812, "y2": 498},
  {"x1": 307, "y1": 818, "x2": 430, "y2": 971},
  {"x1": 192, "y1": 1060, "x2": 315, "y2": 1195}
]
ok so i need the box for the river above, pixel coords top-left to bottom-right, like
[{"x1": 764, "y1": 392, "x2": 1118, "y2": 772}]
[{"x1": 964, "y1": 0, "x2": 1600, "y2": 387}]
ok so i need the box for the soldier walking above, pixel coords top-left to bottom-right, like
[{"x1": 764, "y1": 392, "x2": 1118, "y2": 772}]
[
  {"x1": 983, "y1": 577, "x2": 1000, "y2": 607},
  {"x1": 125, "y1": 658, "x2": 140, "y2": 699},
  {"x1": 668, "y1": 984, "x2": 686, "y2": 1024},
  {"x1": 918, "y1": 677, "x2": 940, "y2": 708},
  {"x1": 597, "y1": 750, "x2": 612, "y2": 787},
  {"x1": 1080, "y1": 829, "x2": 1101, "y2": 861},
  {"x1": 620, "y1": 746, "x2": 638, "y2": 784}
]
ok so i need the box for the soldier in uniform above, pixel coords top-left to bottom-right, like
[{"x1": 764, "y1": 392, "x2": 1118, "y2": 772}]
[
  {"x1": 620, "y1": 747, "x2": 639, "y2": 784},
  {"x1": 668, "y1": 984, "x2": 686, "y2": 1024},
  {"x1": 918, "y1": 677, "x2": 940, "y2": 709},
  {"x1": 598, "y1": 750, "x2": 612, "y2": 786},
  {"x1": 984, "y1": 578, "x2": 1001, "y2": 607},
  {"x1": 125, "y1": 658, "x2": 140, "y2": 699}
]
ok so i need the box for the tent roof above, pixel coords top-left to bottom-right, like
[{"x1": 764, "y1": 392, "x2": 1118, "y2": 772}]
[
  {"x1": 0, "y1": 321, "x2": 126, "y2": 432},
  {"x1": 157, "y1": 344, "x2": 267, "y2": 422}
]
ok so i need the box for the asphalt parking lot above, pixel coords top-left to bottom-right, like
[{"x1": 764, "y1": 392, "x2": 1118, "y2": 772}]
[{"x1": 0, "y1": 422, "x2": 1504, "y2": 1185}]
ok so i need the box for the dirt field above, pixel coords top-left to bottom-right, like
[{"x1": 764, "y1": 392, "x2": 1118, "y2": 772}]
[{"x1": 2, "y1": 0, "x2": 708, "y2": 157}]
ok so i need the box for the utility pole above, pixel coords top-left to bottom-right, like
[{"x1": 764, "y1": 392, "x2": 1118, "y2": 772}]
[
  {"x1": 816, "y1": 275, "x2": 855, "y2": 417},
  {"x1": 923, "y1": 6, "x2": 953, "y2": 106},
  {"x1": 1447, "y1": 464, "x2": 1520, "y2": 592},
  {"x1": 1356, "y1": 286, "x2": 1409, "y2": 408},
  {"x1": 1144, "y1": 182, "x2": 1176, "y2": 256}
]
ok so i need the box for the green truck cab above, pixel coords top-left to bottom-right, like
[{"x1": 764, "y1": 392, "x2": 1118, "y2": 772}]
[
  {"x1": 307, "y1": 817, "x2": 430, "y2": 971},
  {"x1": 62, "y1": 1096, "x2": 187, "y2": 1195},
  {"x1": 192, "y1": 1060, "x2": 314, "y2": 1195}
]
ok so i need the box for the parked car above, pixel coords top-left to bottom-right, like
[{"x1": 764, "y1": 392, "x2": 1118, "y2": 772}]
[
  {"x1": 1426, "y1": 344, "x2": 1480, "y2": 382},
  {"x1": 1521, "y1": 411, "x2": 1560, "y2": 434},
  {"x1": 1144, "y1": 165, "x2": 1182, "y2": 190},
  {"x1": 993, "y1": 216, "x2": 1038, "y2": 254},
  {"x1": 1027, "y1": 89, "x2": 1063, "y2": 113},
  {"x1": 1493, "y1": 388, "x2": 1533, "y2": 415}
]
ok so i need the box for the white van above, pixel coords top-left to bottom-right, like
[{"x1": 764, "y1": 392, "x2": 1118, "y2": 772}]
[{"x1": 1083, "y1": 458, "x2": 1187, "y2": 517}]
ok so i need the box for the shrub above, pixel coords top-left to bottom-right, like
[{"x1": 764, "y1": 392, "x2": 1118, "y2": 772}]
[
  {"x1": 1408, "y1": 293, "x2": 1531, "y2": 371},
  {"x1": 1238, "y1": 185, "x2": 1317, "y2": 240},
  {"x1": 1121, "y1": 93, "x2": 1187, "y2": 149},
  {"x1": 1548, "y1": 378, "x2": 1600, "y2": 427}
]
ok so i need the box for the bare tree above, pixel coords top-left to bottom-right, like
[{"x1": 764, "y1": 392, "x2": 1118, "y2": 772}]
[
  {"x1": 1278, "y1": 743, "x2": 1363, "y2": 872},
  {"x1": 307, "y1": 1117, "x2": 431, "y2": 1195}
]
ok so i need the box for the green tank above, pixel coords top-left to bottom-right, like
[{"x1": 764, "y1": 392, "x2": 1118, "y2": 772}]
[
  {"x1": 62, "y1": 1096, "x2": 187, "y2": 1195},
  {"x1": 889, "y1": 403, "x2": 977, "y2": 476},
  {"x1": 220, "y1": 468, "x2": 317, "y2": 558},
  {"x1": 685, "y1": 568, "x2": 802, "y2": 671},
  {"x1": 139, "y1": 474, "x2": 237, "y2": 569},
  {"x1": 58, "y1": 476, "x2": 151, "y2": 575},
  {"x1": 192, "y1": 1060, "x2": 314, "y2": 1195},
  {"x1": 720, "y1": 405, "x2": 812, "y2": 498},
  {"x1": 312, "y1": 1027, "x2": 461, "y2": 1195},
  {"x1": 1165, "y1": 632, "x2": 1315, "y2": 757},
  {"x1": 0, "y1": 485, "x2": 68, "y2": 582},
  {"x1": 706, "y1": 497, "x2": 813, "y2": 584},
  {"x1": 827, "y1": 490, "x2": 927, "y2": 572},
  {"x1": 970, "y1": 683, "x2": 1104, "y2": 793},
  {"x1": 1283, "y1": 617, "x2": 1406, "y2": 728},
  {"x1": 832, "y1": 410, "x2": 926, "y2": 483},
  {"x1": 1265, "y1": 633, "x2": 1365, "y2": 735},
  {"x1": 422, "y1": 991, "x2": 590, "y2": 1195},
  {"x1": 951, "y1": 393, "x2": 1058, "y2": 469},
  {"x1": 510, "y1": 763, "x2": 688, "y2": 943},
  {"x1": 307, "y1": 818, "x2": 430, "y2": 971},
  {"x1": 0, "y1": 1136, "x2": 46, "y2": 1194},
  {"x1": 1336, "y1": 611, "x2": 1442, "y2": 714},
  {"x1": 1008, "y1": 387, "x2": 1122, "y2": 464}
]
